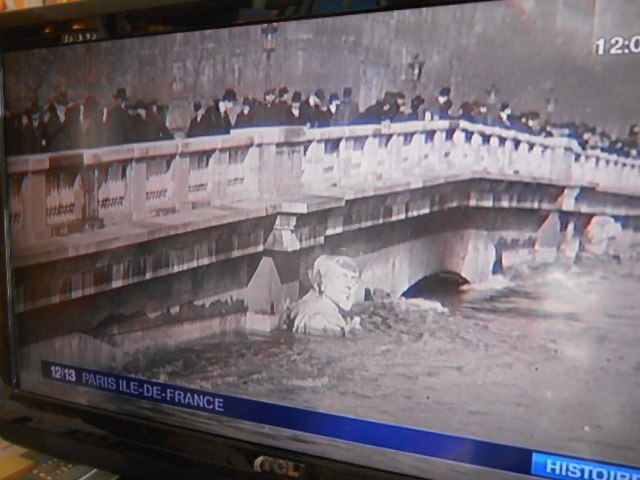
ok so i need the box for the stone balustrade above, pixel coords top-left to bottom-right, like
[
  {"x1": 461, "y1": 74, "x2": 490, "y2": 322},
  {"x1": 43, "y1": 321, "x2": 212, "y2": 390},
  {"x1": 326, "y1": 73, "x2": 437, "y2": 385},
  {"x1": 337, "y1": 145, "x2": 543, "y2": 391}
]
[{"x1": 8, "y1": 120, "x2": 640, "y2": 240}]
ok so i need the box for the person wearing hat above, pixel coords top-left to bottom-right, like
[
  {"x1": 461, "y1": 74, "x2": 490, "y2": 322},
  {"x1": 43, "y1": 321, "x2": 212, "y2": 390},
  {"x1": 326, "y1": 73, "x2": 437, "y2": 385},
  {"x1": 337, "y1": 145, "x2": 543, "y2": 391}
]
[
  {"x1": 472, "y1": 100, "x2": 489, "y2": 125},
  {"x1": 43, "y1": 91, "x2": 69, "y2": 151},
  {"x1": 42, "y1": 103, "x2": 60, "y2": 151},
  {"x1": 407, "y1": 94, "x2": 425, "y2": 121},
  {"x1": 355, "y1": 91, "x2": 401, "y2": 125},
  {"x1": 277, "y1": 86, "x2": 290, "y2": 105},
  {"x1": 323, "y1": 93, "x2": 341, "y2": 127},
  {"x1": 50, "y1": 101, "x2": 83, "y2": 151},
  {"x1": 354, "y1": 94, "x2": 384, "y2": 125},
  {"x1": 431, "y1": 86, "x2": 453, "y2": 120},
  {"x1": 146, "y1": 99, "x2": 173, "y2": 141},
  {"x1": 205, "y1": 89, "x2": 236, "y2": 135},
  {"x1": 524, "y1": 111, "x2": 545, "y2": 135},
  {"x1": 387, "y1": 93, "x2": 417, "y2": 123},
  {"x1": 330, "y1": 87, "x2": 358, "y2": 126},
  {"x1": 387, "y1": 91, "x2": 407, "y2": 122},
  {"x1": 222, "y1": 88, "x2": 237, "y2": 104},
  {"x1": 628, "y1": 123, "x2": 640, "y2": 148},
  {"x1": 234, "y1": 97, "x2": 255, "y2": 129},
  {"x1": 105, "y1": 87, "x2": 134, "y2": 145},
  {"x1": 253, "y1": 88, "x2": 282, "y2": 127},
  {"x1": 275, "y1": 86, "x2": 291, "y2": 122},
  {"x1": 187, "y1": 100, "x2": 214, "y2": 137},
  {"x1": 220, "y1": 88, "x2": 237, "y2": 122},
  {"x1": 79, "y1": 95, "x2": 104, "y2": 148},
  {"x1": 127, "y1": 100, "x2": 153, "y2": 143},
  {"x1": 300, "y1": 89, "x2": 325, "y2": 128},
  {"x1": 380, "y1": 92, "x2": 398, "y2": 123},
  {"x1": 6, "y1": 110, "x2": 25, "y2": 156},
  {"x1": 20, "y1": 104, "x2": 44, "y2": 154},
  {"x1": 354, "y1": 91, "x2": 401, "y2": 125},
  {"x1": 53, "y1": 90, "x2": 69, "y2": 123},
  {"x1": 457, "y1": 101, "x2": 475, "y2": 122},
  {"x1": 495, "y1": 102, "x2": 514, "y2": 127},
  {"x1": 617, "y1": 124, "x2": 639, "y2": 157},
  {"x1": 283, "y1": 91, "x2": 305, "y2": 126},
  {"x1": 343, "y1": 87, "x2": 360, "y2": 124},
  {"x1": 498, "y1": 102, "x2": 529, "y2": 133}
]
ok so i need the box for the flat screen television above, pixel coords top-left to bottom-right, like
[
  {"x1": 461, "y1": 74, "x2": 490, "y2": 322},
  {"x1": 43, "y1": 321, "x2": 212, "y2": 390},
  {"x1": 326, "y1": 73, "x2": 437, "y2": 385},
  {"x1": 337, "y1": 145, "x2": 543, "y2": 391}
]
[{"x1": 2, "y1": 0, "x2": 640, "y2": 479}]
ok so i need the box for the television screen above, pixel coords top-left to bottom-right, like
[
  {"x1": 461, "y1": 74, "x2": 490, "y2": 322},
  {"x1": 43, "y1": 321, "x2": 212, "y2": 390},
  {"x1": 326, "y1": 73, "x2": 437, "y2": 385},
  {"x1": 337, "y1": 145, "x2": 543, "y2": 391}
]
[{"x1": 2, "y1": 0, "x2": 640, "y2": 479}]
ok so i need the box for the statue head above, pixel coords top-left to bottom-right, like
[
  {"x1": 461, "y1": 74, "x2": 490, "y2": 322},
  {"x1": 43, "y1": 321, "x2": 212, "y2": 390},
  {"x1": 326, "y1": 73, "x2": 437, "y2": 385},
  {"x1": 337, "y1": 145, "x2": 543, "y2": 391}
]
[{"x1": 311, "y1": 255, "x2": 360, "y2": 311}]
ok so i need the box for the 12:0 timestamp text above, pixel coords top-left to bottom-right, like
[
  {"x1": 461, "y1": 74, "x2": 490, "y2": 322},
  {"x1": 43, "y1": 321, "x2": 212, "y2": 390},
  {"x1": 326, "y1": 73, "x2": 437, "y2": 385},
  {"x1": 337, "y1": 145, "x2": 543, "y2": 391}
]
[{"x1": 594, "y1": 35, "x2": 640, "y2": 55}]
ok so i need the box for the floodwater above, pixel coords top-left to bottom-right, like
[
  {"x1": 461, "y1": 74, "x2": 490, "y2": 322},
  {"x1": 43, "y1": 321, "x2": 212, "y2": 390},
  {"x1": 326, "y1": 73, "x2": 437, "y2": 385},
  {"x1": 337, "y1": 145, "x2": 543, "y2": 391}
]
[{"x1": 118, "y1": 252, "x2": 640, "y2": 477}]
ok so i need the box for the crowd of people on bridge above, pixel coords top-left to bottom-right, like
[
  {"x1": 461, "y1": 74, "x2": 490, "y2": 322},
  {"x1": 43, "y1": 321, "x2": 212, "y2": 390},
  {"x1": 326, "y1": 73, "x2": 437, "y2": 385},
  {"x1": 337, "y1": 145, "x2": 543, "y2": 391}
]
[{"x1": 7, "y1": 83, "x2": 640, "y2": 160}]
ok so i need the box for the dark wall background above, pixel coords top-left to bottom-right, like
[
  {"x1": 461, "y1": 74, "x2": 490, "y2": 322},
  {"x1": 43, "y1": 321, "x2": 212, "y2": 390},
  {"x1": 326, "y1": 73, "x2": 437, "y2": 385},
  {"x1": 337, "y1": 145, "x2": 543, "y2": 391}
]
[{"x1": 4, "y1": 0, "x2": 639, "y2": 135}]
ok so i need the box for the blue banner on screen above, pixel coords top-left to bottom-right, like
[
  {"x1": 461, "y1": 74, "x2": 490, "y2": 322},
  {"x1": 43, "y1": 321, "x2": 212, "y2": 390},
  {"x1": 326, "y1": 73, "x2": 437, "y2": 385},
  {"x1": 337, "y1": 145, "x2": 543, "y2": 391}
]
[
  {"x1": 532, "y1": 453, "x2": 640, "y2": 480},
  {"x1": 41, "y1": 360, "x2": 640, "y2": 478}
]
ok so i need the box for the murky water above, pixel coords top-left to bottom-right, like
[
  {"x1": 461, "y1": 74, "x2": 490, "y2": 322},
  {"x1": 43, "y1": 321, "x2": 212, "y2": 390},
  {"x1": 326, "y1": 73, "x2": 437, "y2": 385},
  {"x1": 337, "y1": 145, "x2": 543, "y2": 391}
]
[{"x1": 119, "y1": 253, "x2": 640, "y2": 470}]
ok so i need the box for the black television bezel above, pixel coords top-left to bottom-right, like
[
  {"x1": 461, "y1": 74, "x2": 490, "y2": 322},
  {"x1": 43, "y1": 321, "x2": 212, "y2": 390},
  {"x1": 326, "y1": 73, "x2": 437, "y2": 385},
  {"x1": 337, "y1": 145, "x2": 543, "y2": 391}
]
[{"x1": 0, "y1": 1, "x2": 501, "y2": 479}]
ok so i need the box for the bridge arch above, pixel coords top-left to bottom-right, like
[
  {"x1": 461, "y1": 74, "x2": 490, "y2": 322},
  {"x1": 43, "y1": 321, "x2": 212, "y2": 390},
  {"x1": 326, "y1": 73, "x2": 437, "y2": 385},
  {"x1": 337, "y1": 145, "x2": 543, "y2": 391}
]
[{"x1": 401, "y1": 270, "x2": 470, "y2": 299}]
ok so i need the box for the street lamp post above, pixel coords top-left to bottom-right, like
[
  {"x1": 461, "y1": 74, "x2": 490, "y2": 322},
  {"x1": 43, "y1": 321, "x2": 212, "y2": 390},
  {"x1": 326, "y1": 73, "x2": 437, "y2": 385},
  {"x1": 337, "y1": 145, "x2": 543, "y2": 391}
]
[
  {"x1": 545, "y1": 96, "x2": 558, "y2": 124},
  {"x1": 261, "y1": 23, "x2": 279, "y2": 88},
  {"x1": 407, "y1": 54, "x2": 424, "y2": 94}
]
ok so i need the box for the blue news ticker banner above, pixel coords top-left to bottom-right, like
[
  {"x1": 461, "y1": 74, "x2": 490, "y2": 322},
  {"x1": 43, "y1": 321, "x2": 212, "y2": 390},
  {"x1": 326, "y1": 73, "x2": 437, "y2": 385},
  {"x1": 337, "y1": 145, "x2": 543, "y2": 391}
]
[{"x1": 41, "y1": 360, "x2": 640, "y2": 480}]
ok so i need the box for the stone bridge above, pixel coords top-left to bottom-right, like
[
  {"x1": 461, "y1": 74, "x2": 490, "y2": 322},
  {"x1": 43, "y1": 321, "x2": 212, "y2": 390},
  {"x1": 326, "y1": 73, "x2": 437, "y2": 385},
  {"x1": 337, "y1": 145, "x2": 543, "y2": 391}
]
[{"x1": 8, "y1": 119, "x2": 640, "y2": 351}]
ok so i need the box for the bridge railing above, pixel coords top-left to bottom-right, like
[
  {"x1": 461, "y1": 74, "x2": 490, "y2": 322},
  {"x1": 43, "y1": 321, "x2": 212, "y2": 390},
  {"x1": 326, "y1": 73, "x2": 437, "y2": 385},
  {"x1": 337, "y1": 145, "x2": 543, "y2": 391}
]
[{"x1": 7, "y1": 120, "x2": 640, "y2": 240}]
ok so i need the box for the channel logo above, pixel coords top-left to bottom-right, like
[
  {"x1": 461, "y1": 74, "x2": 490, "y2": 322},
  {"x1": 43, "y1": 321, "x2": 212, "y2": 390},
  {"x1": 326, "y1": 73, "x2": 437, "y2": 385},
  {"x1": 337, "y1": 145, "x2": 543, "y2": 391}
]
[
  {"x1": 532, "y1": 453, "x2": 640, "y2": 480},
  {"x1": 253, "y1": 455, "x2": 305, "y2": 479}
]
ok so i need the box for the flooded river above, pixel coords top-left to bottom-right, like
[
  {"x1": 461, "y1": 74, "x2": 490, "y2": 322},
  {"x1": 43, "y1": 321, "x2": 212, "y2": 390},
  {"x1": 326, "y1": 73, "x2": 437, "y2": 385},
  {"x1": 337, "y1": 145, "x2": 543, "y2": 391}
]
[{"x1": 118, "y1": 252, "x2": 640, "y2": 477}]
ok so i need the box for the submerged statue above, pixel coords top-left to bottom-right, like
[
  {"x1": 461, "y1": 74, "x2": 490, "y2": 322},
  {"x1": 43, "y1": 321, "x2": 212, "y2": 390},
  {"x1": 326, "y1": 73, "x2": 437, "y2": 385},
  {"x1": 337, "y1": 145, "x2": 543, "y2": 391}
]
[{"x1": 286, "y1": 255, "x2": 361, "y2": 337}]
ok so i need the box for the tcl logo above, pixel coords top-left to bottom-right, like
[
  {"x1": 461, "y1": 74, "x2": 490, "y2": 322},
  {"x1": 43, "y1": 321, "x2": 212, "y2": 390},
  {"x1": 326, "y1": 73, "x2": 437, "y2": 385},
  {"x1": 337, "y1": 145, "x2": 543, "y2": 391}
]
[{"x1": 253, "y1": 455, "x2": 305, "y2": 478}]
